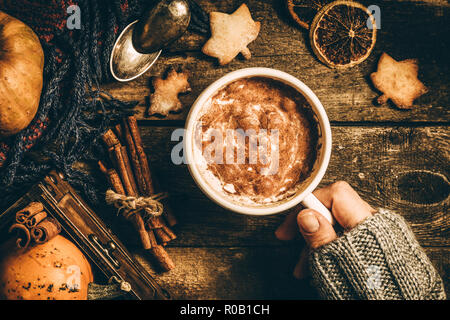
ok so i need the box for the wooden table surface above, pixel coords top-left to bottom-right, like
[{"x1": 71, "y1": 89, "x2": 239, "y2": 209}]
[{"x1": 100, "y1": 0, "x2": 449, "y2": 299}]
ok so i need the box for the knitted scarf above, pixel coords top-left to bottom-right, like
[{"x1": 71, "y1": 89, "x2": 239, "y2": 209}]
[{"x1": 0, "y1": 0, "x2": 208, "y2": 209}]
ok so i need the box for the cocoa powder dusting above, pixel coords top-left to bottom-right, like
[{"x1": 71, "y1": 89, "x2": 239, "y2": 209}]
[{"x1": 198, "y1": 77, "x2": 318, "y2": 203}]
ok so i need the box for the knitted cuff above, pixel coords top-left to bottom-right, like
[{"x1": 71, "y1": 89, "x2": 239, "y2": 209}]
[{"x1": 309, "y1": 209, "x2": 446, "y2": 300}]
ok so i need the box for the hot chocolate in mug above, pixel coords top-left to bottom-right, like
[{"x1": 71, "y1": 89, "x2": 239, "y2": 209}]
[{"x1": 185, "y1": 68, "x2": 333, "y2": 223}]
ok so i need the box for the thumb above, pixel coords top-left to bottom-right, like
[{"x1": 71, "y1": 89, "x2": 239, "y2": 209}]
[{"x1": 297, "y1": 209, "x2": 337, "y2": 249}]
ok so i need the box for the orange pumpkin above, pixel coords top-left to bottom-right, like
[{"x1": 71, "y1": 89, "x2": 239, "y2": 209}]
[
  {"x1": 0, "y1": 11, "x2": 44, "y2": 138},
  {"x1": 0, "y1": 235, "x2": 94, "y2": 300}
]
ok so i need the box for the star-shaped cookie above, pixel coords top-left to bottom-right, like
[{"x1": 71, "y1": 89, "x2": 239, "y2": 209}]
[
  {"x1": 370, "y1": 53, "x2": 428, "y2": 109},
  {"x1": 202, "y1": 4, "x2": 261, "y2": 65}
]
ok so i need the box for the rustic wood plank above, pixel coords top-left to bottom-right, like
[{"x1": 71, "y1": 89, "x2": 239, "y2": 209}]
[
  {"x1": 99, "y1": 0, "x2": 449, "y2": 122},
  {"x1": 101, "y1": 126, "x2": 449, "y2": 248},
  {"x1": 169, "y1": 0, "x2": 450, "y2": 59},
  {"x1": 131, "y1": 247, "x2": 449, "y2": 299},
  {"x1": 135, "y1": 246, "x2": 316, "y2": 299}
]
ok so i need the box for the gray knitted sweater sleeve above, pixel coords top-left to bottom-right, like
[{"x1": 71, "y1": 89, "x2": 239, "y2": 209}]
[{"x1": 309, "y1": 209, "x2": 446, "y2": 300}]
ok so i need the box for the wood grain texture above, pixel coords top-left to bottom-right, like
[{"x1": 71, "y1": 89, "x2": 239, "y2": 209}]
[
  {"x1": 93, "y1": 0, "x2": 449, "y2": 300},
  {"x1": 100, "y1": 0, "x2": 449, "y2": 122},
  {"x1": 132, "y1": 247, "x2": 449, "y2": 299},
  {"x1": 103, "y1": 126, "x2": 449, "y2": 248}
]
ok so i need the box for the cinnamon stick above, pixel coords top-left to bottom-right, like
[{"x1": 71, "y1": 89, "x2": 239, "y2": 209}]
[
  {"x1": 132, "y1": 213, "x2": 151, "y2": 250},
  {"x1": 148, "y1": 216, "x2": 164, "y2": 229},
  {"x1": 25, "y1": 211, "x2": 48, "y2": 229},
  {"x1": 122, "y1": 119, "x2": 148, "y2": 196},
  {"x1": 121, "y1": 146, "x2": 139, "y2": 195},
  {"x1": 108, "y1": 146, "x2": 117, "y2": 169},
  {"x1": 114, "y1": 124, "x2": 125, "y2": 145},
  {"x1": 127, "y1": 116, "x2": 155, "y2": 195},
  {"x1": 154, "y1": 228, "x2": 172, "y2": 244},
  {"x1": 16, "y1": 202, "x2": 44, "y2": 224},
  {"x1": 102, "y1": 129, "x2": 121, "y2": 148},
  {"x1": 102, "y1": 129, "x2": 122, "y2": 169},
  {"x1": 98, "y1": 160, "x2": 108, "y2": 175},
  {"x1": 107, "y1": 169, "x2": 126, "y2": 195},
  {"x1": 127, "y1": 116, "x2": 177, "y2": 226},
  {"x1": 148, "y1": 229, "x2": 158, "y2": 248},
  {"x1": 99, "y1": 161, "x2": 126, "y2": 196},
  {"x1": 9, "y1": 223, "x2": 31, "y2": 249},
  {"x1": 31, "y1": 217, "x2": 61, "y2": 244},
  {"x1": 149, "y1": 217, "x2": 176, "y2": 242},
  {"x1": 150, "y1": 245, "x2": 175, "y2": 272},
  {"x1": 113, "y1": 145, "x2": 137, "y2": 197},
  {"x1": 162, "y1": 224, "x2": 177, "y2": 241}
]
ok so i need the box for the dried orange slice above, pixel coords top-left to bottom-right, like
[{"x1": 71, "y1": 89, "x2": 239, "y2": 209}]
[
  {"x1": 310, "y1": 1, "x2": 377, "y2": 68},
  {"x1": 287, "y1": 0, "x2": 334, "y2": 29}
]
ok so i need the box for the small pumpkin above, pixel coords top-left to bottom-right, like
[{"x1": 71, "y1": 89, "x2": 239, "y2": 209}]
[
  {"x1": 0, "y1": 235, "x2": 94, "y2": 300},
  {"x1": 0, "y1": 11, "x2": 44, "y2": 138}
]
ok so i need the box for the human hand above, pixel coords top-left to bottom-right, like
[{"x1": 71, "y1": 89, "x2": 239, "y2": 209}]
[{"x1": 275, "y1": 181, "x2": 376, "y2": 279}]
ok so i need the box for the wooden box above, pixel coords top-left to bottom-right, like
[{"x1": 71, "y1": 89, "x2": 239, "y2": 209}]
[{"x1": 0, "y1": 171, "x2": 171, "y2": 300}]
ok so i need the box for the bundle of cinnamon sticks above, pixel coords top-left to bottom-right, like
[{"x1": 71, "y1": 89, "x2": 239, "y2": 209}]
[
  {"x1": 100, "y1": 116, "x2": 176, "y2": 272},
  {"x1": 10, "y1": 201, "x2": 61, "y2": 249}
]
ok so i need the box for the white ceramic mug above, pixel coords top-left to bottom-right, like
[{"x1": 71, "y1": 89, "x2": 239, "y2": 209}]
[{"x1": 185, "y1": 68, "x2": 333, "y2": 223}]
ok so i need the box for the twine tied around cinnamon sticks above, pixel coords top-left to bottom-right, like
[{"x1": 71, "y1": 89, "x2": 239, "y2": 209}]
[{"x1": 105, "y1": 189, "x2": 169, "y2": 221}]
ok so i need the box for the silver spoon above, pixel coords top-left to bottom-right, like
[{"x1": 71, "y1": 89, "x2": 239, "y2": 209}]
[{"x1": 110, "y1": 0, "x2": 191, "y2": 82}]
